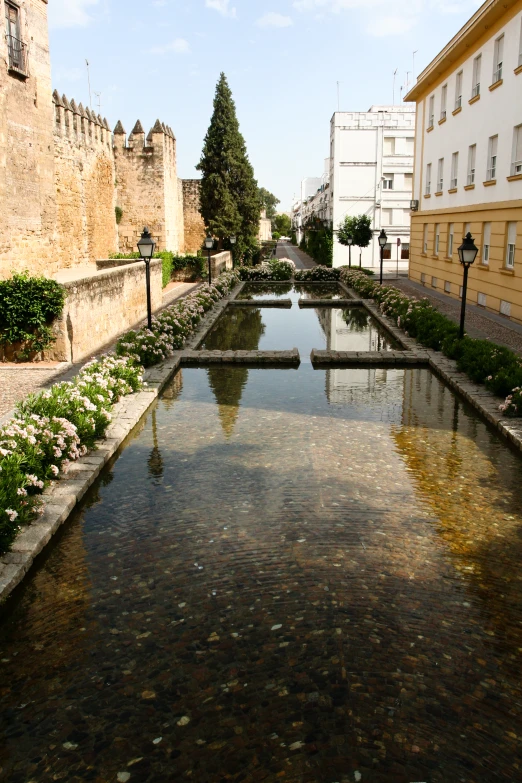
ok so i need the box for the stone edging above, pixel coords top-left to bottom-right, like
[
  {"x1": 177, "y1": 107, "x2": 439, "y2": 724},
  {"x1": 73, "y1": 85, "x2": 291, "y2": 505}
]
[
  {"x1": 182, "y1": 349, "x2": 300, "y2": 366},
  {"x1": 228, "y1": 299, "x2": 293, "y2": 308},
  {"x1": 311, "y1": 350, "x2": 426, "y2": 366},
  {"x1": 299, "y1": 299, "x2": 362, "y2": 308}
]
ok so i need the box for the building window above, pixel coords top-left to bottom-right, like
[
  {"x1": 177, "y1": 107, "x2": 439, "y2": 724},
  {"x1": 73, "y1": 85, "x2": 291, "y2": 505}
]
[
  {"x1": 423, "y1": 224, "x2": 428, "y2": 254},
  {"x1": 435, "y1": 223, "x2": 440, "y2": 255},
  {"x1": 512, "y1": 125, "x2": 522, "y2": 176},
  {"x1": 383, "y1": 243, "x2": 392, "y2": 260},
  {"x1": 406, "y1": 138, "x2": 414, "y2": 155},
  {"x1": 482, "y1": 222, "x2": 491, "y2": 265},
  {"x1": 431, "y1": 276, "x2": 438, "y2": 288},
  {"x1": 519, "y1": 18, "x2": 522, "y2": 68},
  {"x1": 428, "y1": 95, "x2": 435, "y2": 128},
  {"x1": 500, "y1": 300, "x2": 512, "y2": 317},
  {"x1": 384, "y1": 137, "x2": 395, "y2": 155},
  {"x1": 440, "y1": 84, "x2": 447, "y2": 120},
  {"x1": 437, "y1": 158, "x2": 444, "y2": 192},
  {"x1": 5, "y1": 2, "x2": 27, "y2": 74},
  {"x1": 448, "y1": 223, "x2": 454, "y2": 257},
  {"x1": 493, "y1": 34, "x2": 504, "y2": 83},
  {"x1": 506, "y1": 222, "x2": 517, "y2": 268},
  {"x1": 467, "y1": 144, "x2": 476, "y2": 185},
  {"x1": 382, "y1": 174, "x2": 394, "y2": 190},
  {"x1": 382, "y1": 208, "x2": 393, "y2": 226},
  {"x1": 455, "y1": 71, "x2": 463, "y2": 109},
  {"x1": 450, "y1": 152, "x2": 459, "y2": 188},
  {"x1": 487, "y1": 135, "x2": 498, "y2": 181},
  {"x1": 425, "y1": 163, "x2": 432, "y2": 195},
  {"x1": 477, "y1": 292, "x2": 487, "y2": 307},
  {"x1": 444, "y1": 281, "x2": 451, "y2": 293},
  {"x1": 401, "y1": 243, "x2": 410, "y2": 260},
  {"x1": 472, "y1": 54, "x2": 481, "y2": 97}
]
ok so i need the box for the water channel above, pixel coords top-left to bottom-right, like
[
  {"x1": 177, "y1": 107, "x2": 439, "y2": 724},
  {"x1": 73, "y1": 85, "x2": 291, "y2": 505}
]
[{"x1": 1, "y1": 292, "x2": 522, "y2": 783}]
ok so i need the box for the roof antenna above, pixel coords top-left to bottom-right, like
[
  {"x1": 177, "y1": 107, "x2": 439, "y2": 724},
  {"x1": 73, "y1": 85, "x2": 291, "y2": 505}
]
[{"x1": 85, "y1": 59, "x2": 92, "y2": 108}]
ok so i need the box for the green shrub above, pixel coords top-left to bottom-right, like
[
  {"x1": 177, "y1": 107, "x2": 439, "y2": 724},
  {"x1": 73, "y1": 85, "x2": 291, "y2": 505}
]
[
  {"x1": 115, "y1": 206, "x2": 123, "y2": 225},
  {"x1": 294, "y1": 266, "x2": 340, "y2": 282},
  {"x1": 0, "y1": 273, "x2": 65, "y2": 359}
]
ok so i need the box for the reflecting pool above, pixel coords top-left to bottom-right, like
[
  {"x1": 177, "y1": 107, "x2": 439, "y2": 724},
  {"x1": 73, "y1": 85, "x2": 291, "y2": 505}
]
[
  {"x1": 1, "y1": 366, "x2": 522, "y2": 782},
  {"x1": 237, "y1": 283, "x2": 346, "y2": 302},
  {"x1": 199, "y1": 306, "x2": 401, "y2": 354}
]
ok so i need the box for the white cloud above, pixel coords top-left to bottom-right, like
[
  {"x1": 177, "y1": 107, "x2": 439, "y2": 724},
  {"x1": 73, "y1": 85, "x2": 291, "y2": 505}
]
[
  {"x1": 48, "y1": 0, "x2": 99, "y2": 29},
  {"x1": 151, "y1": 38, "x2": 191, "y2": 54},
  {"x1": 205, "y1": 0, "x2": 237, "y2": 18},
  {"x1": 257, "y1": 12, "x2": 293, "y2": 28}
]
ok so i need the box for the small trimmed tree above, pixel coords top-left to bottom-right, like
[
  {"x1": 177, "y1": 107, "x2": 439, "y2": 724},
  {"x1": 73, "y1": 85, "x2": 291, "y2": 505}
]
[
  {"x1": 197, "y1": 73, "x2": 261, "y2": 260},
  {"x1": 338, "y1": 215, "x2": 372, "y2": 265}
]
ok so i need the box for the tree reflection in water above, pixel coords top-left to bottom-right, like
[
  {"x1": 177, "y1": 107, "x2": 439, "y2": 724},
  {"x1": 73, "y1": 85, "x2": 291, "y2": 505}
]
[{"x1": 147, "y1": 408, "x2": 164, "y2": 482}]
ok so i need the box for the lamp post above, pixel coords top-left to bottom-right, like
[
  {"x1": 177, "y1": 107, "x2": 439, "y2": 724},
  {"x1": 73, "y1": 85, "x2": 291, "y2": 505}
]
[
  {"x1": 457, "y1": 232, "x2": 479, "y2": 339},
  {"x1": 378, "y1": 229, "x2": 387, "y2": 285},
  {"x1": 137, "y1": 227, "x2": 156, "y2": 330},
  {"x1": 346, "y1": 234, "x2": 353, "y2": 268},
  {"x1": 230, "y1": 235, "x2": 236, "y2": 267},
  {"x1": 205, "y1": 234, "x2": 214, "y2": 285}
]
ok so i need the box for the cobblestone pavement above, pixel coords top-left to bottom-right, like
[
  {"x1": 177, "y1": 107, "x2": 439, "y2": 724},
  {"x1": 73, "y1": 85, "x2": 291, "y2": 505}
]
[
  {"x1": 392, "y1": 277, "x2": 522, "y2": 356},
  {"x1": 276, "y1": 240, "x2": 316, "y2": 269},
  {"x1": 0, "y1": 282, "x2": 200, "y2": 423}
]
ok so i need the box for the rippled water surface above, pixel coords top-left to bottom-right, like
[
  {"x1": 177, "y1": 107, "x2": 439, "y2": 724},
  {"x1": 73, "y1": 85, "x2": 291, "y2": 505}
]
[
  {"x1": 199, "y1": 305, "x2": 401, "y2": 354},
  {"x1": 1, "y1": 366, "x2": 522, "y2": 783},
  {"x1": 237, "y1": 283, "x2": 346, "y2": 301}
]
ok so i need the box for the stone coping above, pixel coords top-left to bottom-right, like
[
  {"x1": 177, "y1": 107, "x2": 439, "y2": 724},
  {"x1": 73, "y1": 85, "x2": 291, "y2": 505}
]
[
  {"x1": 228, "y1": 299, "x2": 293, "y2": 308},
  {"x1": 299, "y1": 299, "x2": 363, "y2": 308},
  {"x1": 3, "y1": 276, "x2": 522, "y2": 603},
  {"x1": 311, "y1": 350, "x2": 425, "y2": 366},
  {"x1": 182, "y1": 349, "x2": 300, "y2": 366}
]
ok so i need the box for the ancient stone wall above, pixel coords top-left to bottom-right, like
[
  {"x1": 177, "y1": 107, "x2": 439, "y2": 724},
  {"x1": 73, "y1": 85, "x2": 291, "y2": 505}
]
[
  {"x1": 114, "y1": 120, "x2": 184, "y2": 256},
  {"x1": 182, "y1": 179, "x2": 206, "y2": 254},
  {"x1": 48, "y1": 259, "x2": 163, "y2": 362},
  {"x1": 52, "y1": 92, "x2": 118, "y2": 269},
  {"x1": 0, "y1": 0, "x2": 56, "y2": 278}
]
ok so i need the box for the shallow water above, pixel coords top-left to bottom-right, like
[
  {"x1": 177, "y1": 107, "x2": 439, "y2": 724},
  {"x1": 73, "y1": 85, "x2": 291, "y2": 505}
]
[
  {"x1": 199, "y1": 306, "x2": 401, "y2": 354},
  {"x1": 237, "y1": 283, "x2": 345, "y2": 301},
  {"x1": 1, "y1": 366, "x2": 522, "y2": 782}
]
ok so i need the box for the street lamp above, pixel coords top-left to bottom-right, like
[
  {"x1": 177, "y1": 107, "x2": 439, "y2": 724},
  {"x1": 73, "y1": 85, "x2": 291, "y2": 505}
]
[
  {"x1": 378, "y1": 229, "x2": 388, "y2": 285},
  {"x1": 457, "y1": 231, "x2": 479, "y2": 339},
  {"x1": 137, "y1": 227, "x2": 156, "y2": 330},
  {"x1": 205, "y1": 234, "x2": 214, "y2": 285},
  {"x1": 346, "y1": 234, "x2": 353, "y2": 268}
]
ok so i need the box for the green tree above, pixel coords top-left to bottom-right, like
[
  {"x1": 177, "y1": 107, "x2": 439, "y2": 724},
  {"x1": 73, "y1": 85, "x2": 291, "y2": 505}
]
[
  {"x1": 273, "y1": 214, "x2": 292, "y2": 236},
  {"x1": 197, "y1": 73, "x2": 261, "y2": 259},
  {"x1": 338, "y1": 215, "x2": 373, "y2": 260},
  {"x1": 259, "y1": 188, "x2": 280, "y2": 221}
]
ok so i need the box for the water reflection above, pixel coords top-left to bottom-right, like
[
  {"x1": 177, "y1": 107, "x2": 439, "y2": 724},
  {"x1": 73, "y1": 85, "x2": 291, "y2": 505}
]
[
  {"x1": 1, "y1": 366, "x2": 522, "y2": 782},
  {"x1": 147, "y1": 408, "x2": 164, "y2": 482}
]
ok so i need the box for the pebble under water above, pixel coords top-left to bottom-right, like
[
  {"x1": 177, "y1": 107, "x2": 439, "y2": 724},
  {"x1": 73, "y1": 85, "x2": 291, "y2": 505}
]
[{"x1": 1, "y1": 365, "x2": 522, "y2": 783}]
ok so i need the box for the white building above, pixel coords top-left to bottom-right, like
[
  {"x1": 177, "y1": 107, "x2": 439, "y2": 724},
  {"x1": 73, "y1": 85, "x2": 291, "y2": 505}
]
[
  {"x1": 330, "y1": 106, "x2": 416, "y2": 270},
  {"x1": 292, "y1": 163, "x2": 331, "y2": 244}
]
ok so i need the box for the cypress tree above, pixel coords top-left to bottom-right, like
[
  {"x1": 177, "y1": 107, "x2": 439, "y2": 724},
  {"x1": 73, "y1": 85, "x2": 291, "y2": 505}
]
[{"x1": 197, "y1": 73, "x2": 261, "y2": 256}]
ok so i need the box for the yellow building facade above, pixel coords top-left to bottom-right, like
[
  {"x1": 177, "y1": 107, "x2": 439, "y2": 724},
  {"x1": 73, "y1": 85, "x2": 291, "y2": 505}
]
[{"x1": 405, "y1": 0, "x2": 522, "y2": 323}]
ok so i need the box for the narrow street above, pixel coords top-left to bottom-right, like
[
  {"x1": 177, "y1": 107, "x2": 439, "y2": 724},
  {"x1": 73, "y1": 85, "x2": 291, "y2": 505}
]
[{"x1": 276, "y1": 240, "x2": 316, "y2": 270}]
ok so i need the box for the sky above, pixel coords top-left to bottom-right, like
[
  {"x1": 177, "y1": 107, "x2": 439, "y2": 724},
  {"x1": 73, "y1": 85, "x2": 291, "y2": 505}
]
[{"x1": 48, "y1": 0, "x2": 482, "y2": 211}]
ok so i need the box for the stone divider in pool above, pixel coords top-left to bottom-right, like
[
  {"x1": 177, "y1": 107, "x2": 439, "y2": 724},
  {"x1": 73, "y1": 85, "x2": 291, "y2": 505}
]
[
  {"x1": 228, "y1": 299, "x2": 293, "y2": 308},
  {"x1": 182, "y1": 349, "x2": 300, "y2": 366},
  {"x1": 298, "y1": 299, "x2": 363, "y2": 308},
  {"x1": 311, "y1": 349, "x2": 426, "y2": 366}
]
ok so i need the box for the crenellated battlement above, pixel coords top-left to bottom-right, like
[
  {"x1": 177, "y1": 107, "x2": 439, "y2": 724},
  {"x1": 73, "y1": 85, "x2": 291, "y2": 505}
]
[
  {"x1": 112, "y1": 117, "x2": 176, "y2": 160},
  {"x1": 52, "y1": 90, "x2": 111, "y2": 151}
]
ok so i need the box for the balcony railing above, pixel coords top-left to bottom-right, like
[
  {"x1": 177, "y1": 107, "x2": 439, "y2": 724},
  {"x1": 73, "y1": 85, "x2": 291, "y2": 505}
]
[
  {"x1": 512, "y1": 160, "x2": 522, "y2": 176},
  {"x1": 455, "y1": 95, "x2": 462, "y2": 110},
  {"x1": 471, "y1": 83, "x2": 480, "y2": 98},
  {"x1": 467, "y1": 170, "x2": 475, "y2": 185},
  {"x1": 6, "y1": 35, "x2": 28, "y2": 75},
  {"x1": 440, "y1": 110, "x2": 446, "y2": 121},
  {"x1": 492, "y1": 64, "x2": 502, "y2": 83},
  {"x1": 451, "y1": 177, "x2": 458, "y2": 189},
  {"x1": 437, "y1": 179, "x2": 443, "y2": 192}
]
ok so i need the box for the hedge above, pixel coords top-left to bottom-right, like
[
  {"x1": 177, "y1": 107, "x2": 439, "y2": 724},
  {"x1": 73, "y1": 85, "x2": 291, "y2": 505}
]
[{"x1": 0, "y1": 273, "x2": 65, "y2": 358}]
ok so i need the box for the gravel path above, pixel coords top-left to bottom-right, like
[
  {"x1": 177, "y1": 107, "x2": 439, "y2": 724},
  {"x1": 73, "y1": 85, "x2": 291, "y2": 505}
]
[
  {"x1": 276, "y1": 241, "x2": 316, "y2": 269},
  {"x1": 392, "y1": 278, "x2": 522, "y2": 357}
]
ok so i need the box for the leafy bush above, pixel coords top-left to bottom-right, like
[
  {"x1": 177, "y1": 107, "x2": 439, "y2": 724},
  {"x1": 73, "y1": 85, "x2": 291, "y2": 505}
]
[
  {"x1": 0, "y1": 356, "x2": 143, "y2": 554},
  {"x1": 341, "y1": 268, "x2": 522, "y2": 416},
  {"x1": 238, "y1": 259, "x2": 295, "y2": 281},
  {"x1": 115, "y1": 206, "x2": 123, "y2": 225},
  {"x1": 0, "y1": 273, "x2": 65, "y2": 359},
  {"x1": 294, "y1": 266, "x2": 340, "y2": 282}
]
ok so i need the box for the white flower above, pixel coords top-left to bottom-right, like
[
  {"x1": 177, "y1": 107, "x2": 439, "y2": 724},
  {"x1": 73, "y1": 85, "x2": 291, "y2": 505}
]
[{"x1": 5, "y1": 509, "x2": 18, "y2": 522}]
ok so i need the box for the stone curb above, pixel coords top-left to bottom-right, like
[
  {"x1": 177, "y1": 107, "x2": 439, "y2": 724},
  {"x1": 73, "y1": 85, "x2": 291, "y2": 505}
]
[
  {"x1": 182, "y1": 349, "x2": 301, "y2": 366},
  {"x1": 228, "y1": 299, "x2": 293, "y2": 308},
  {"x1": 299, "y1": 299, "x2": 363, "y2": 308},
  {"x1": 310, "y1": 350, "x2": 427, "y2": 366}
]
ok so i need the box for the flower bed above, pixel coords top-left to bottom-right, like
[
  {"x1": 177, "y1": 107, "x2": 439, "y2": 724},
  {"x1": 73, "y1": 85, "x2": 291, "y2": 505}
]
[
  {"x1": 341, "y1": 268, "x2": 522, "y2": 417},
  {"x1": 294, "y1": 266, "x2": 340, "y2": 282},
  {"x1": 116, "y1": 271, "x2": 239, "y2": 367},
  {"x1": 238, "y1": 259, "x2": 295, "y2": 282},
  {"x1": 0, "y1": 357, "x2": 143, "y2": 553}
]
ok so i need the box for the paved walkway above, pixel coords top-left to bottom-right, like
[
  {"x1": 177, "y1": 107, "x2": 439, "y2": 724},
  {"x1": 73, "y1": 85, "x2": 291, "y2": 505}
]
[
  {"x1": 276, "y1": 241, "x2": 316, "y2": 270},
  {"x1": 0, "y1": 282, "x2": 200, "y2": 423},
  {"x1": 392, "y1": 278, "x2": 522, "y2": 356}
]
